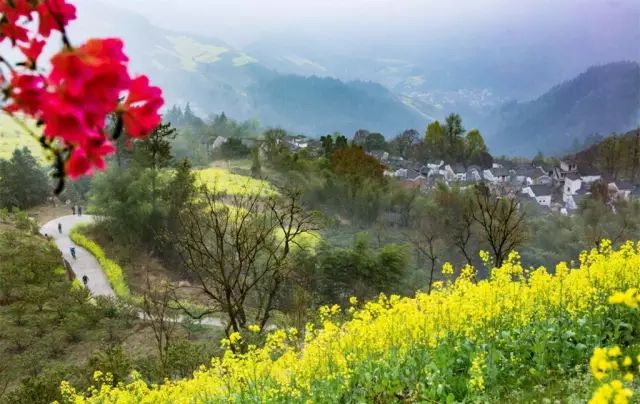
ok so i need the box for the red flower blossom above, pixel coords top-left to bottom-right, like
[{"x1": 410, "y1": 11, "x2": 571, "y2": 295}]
[
  {"x1": 0, "y1": 20, "x2": 29, "y2": 44},
  {"x1": 0, "y1": 0, "x2": 35, "y2": 23},
  {"x1": 65, "y1": 137, "x2": 114, "y2": 178},
  {"x1": 49, "y1": 38, "x2": 129, "y2": 100},
  {"x1": 41, "y1": 93, "x2": 91, "y2": 144},
  {"x1": 4, "y1": 73, "x2": 47, "y2": 115},
  {"x1": 37, "y1": 0, "x2": 76, "y2": 37},
  {"x1": 19, "y1": 38, "x2": 46, "y2": 67},
  {"x1": 121, "y1": 75, "x2": 163, "y2": 138},
  {"x1": 0, "y1": 2, "x2": 164, "y2": 180}
]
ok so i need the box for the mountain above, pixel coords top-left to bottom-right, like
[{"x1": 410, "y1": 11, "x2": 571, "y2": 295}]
[
  {"x1": 70, "y1": 2, "x2": 425, "y2": 137},
  {"x1": 486, "y1": 61, "x2": 640, "y2": 156}
]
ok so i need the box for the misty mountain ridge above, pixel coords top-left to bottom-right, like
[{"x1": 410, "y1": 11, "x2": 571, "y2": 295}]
[
  {"x1": 70, "y1": 1, "x2": 425, "y2": 138},
  {"x1": 488, "y1": 61, "x2": 640, "y2": 156},
  {"x1": 71, "y1": 2, "x2": 639, "y2": 153}
]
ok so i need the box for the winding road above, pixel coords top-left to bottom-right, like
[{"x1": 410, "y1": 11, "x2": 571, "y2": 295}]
[
  {"x1": 40, "y1": 214, "x2": 115, "y2": 297},
  {"x1": 40, "y1": 214, "x2": 224, "y2": 327}
]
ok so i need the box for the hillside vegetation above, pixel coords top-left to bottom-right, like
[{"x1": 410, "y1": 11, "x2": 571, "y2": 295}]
[
  {"x1": 63, "y1": 242, "x2": 640, "y2": 402},
  {"x1": 489, "y1": 61, "x2": 640, "y2": 156}
]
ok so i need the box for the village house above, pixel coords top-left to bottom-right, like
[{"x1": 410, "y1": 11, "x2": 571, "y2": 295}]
[
  {"x1": 466, "y1": 165, "x2": 483, "y2": 182},
  {"x1": 608, "y1": 180, "x2": 635, "y2": 201},
  {"x1": 483, "y1": 167, "x2": 510, "y2": 183},
  {"x1": 563, "y1": 173, "x2": 582, "y2": 199},
  {"x1": 368, "y1": 150, "x2": 389, "y2": 162},
  {"x1": 522, "y1": 184, "x2": 553, "y2": 207},
  {"x1": 553, "y1": 159, "x2": 578, "y2": 183},
  {"x1": 578, "y1": 166, "x2": 602, "y2": 184}
]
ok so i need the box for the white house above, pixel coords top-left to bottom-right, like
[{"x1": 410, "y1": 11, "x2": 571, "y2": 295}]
[
  {"x1": 467, "y1": 167, "x2": 482, "y2": 182},
  {"x1": 427, "y1": 160, "x2": 444, "y2": 171},
  {"x1": 579, "y1": 166, "x2": 602, "y2": 184},
  {"x1": 523, "y1": 184, "x2": 553, "y2": 207},
  {"x1": 394, "y1": 168, "x2": 408, "y2": 179},
  {"x1": 211, "y1": 136, "x2": 228, "y2": 151},
  {"x1": 483, "y1": 167, "x2": 509, "y2": 183},
  {"x1": 560, "y1": 159, "x2": 578, "y2": 173},
  {"x1": 609, "y1": 181, "x2": 635, "y2": 201},
  {"x1": 563, "y1": 173, "x2": 582, "y2": 202}
]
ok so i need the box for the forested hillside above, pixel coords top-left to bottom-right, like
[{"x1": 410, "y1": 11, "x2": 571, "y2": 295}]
[
  {"x1": 70, "y1": 1, "x2": 424, "y2": 137},
  {"x1": 488, "y1": 61, "x2": 640, "y2": 156}
]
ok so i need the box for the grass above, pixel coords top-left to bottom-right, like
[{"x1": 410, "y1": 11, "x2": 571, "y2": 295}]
[{"x1": 0, "y1": 113, "x2": 45, "y2": 161}]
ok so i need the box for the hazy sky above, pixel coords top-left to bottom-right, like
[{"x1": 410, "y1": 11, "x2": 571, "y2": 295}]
[{"x1": 95, "y1": 0, "x2": 640, "y2": 50}]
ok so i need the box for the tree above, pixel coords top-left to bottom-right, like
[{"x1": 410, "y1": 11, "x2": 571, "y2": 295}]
[
  {"x1": 172, "y1": 186, "x2": 319, "y2": 338},
  {"x1": 464, "y1": 129, "x2": 487, "y2": 163},
  {"x1": 434, "y1": 185, "x2": 477, "y2": 267},
  {"x1": 363, "y1": 132, "x2": 387, "y2": 151},
  {"x1": 320, "y1": 134, "x2": 334, "y2": 157},
  {"x1": 470, "y1": 183, "x2": 527, "y2": 267},
  {"x1": 141, "y1": 273, "x2": 179, "y2": 379},
  {"x1": 424, "y1": 121, "x2": 446, "y2": 159},
  {"x1": 332, "y1": 146, "x2": 385, "y2": 196},
  {"x1": 409, "y1": 200, "x2": 446, "y2": 293},
  {"x1": 218, "y1": 138, "x2": 250, "y2": 159},
  {"x1": 317, "y1": 234, "x2": 408, "y2": 304},
  {"x1": 0, "y1": 148, "x2": 50, "y2": 209},
  {"x1": 135, "y1": 123, "x2": 176, "y2": 210},
  {"x1": 444, "y1": 113, "x2": 465, "y2": 160},
  {"x1": 352, "y1": 129, "x2": 370, "y2": 146},
  {"x1": 251, "y1": 147, "x2": 262, "y2": 177},
  {"x1": 334, "y1": 134, "x2": 348, "y2": 150},
  {"x1": 263, "y1": 128, "x2": 287, "y2": 162},
  {"x1": 389, "y1": 129, "x2": 419, "y2": 158},
  {"x1": 164, "y1": 158, "x2": 196, "y2": 235}
]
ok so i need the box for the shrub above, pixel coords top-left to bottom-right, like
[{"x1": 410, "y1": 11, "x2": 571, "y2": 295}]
[{"x1": 69, "y1": 225, "x2": 130, "y2": 299}]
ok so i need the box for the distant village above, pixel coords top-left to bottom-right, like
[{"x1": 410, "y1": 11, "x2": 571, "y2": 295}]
[
  {"x1": 374, "y1": 152, "x2": 638, "y2": 215},
  {"x1": 210, "y1": 131, "x2": 639, "y2": 215}
]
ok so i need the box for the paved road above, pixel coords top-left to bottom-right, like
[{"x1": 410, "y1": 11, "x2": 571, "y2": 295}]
[
  {"x1": 40, "y1": 215, "x2": 224, "y2": 327},
  {"x1": 40, "y1": 215, "x2": 116, "y2": 298}
]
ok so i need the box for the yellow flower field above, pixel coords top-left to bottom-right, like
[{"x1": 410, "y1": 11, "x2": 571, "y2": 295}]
[
  {"x1": 195, "y1": 168, "x2": 275, "y2": 196},
  {"x1": 62, "y1": 240, "x2": 640, "y2": 403}
]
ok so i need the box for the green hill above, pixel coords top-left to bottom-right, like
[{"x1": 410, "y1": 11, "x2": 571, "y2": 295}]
[{"x1": 488, "y1": 61, "x2": 640, "y2": 156}]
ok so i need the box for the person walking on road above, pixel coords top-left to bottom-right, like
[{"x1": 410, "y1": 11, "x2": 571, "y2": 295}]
[
  {"x1": 78, "y1": 206, "x2": 82, "y2": 216},
  {"x1": 58, "y1": 222, "x2": 62, "y2": 233},
  {"x1": 82, "y1": 275, "x2": 88, "y2": 287},
  {"x1": 70, "y1": 246, "x2": 76, "y2": 260},
  {"x1": 72, "y1": 205, "x2": 76, "y2": 215}
]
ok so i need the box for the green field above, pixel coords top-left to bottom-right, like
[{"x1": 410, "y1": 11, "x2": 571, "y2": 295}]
[{"x1": 0, "y1": 113, "x2": 44, "y2": 161}]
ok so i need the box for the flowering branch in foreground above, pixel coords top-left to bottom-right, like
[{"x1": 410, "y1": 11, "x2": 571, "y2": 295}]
[{"x1": 0, "y1": 0, "x2": 163, "y2": 190}]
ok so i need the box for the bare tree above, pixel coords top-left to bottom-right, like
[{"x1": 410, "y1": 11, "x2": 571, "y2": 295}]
[
  {"x1": 141, "y1": 272, "x2": 179, "y2": 379},
  {"x1": 470, "y1": 184, "x2": 527, "y2": 267},
  {"x1": 172, "y1": 185, "x2": 318, "y2": 338},
  {"x1": 409, "y1": 204, "x2": 445, "y2": 293}
]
